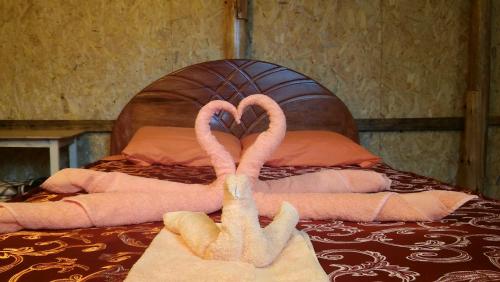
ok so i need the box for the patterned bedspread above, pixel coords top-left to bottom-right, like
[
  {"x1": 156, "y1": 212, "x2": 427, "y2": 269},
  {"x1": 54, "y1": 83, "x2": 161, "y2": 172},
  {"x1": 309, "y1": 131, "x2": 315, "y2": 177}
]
[{"x1": 0, "y1": 160, "x2": 499, "y2": 281}]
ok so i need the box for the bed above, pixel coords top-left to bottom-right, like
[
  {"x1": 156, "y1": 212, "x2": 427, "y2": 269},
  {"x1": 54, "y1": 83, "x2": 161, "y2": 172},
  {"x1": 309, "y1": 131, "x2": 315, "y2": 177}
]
[{"x1": 1, "y1": 59, "x2": 499, "y2": 281}]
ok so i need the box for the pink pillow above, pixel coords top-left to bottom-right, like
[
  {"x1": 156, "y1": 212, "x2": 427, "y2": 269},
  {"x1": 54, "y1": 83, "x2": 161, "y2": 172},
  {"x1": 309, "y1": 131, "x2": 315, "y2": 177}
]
[
  {"x1": 241, "y1": 130, "x2": 380, "y2": 167},
  {"x1": 122, "y1": 126, "x2": 241, "y2": 166}
]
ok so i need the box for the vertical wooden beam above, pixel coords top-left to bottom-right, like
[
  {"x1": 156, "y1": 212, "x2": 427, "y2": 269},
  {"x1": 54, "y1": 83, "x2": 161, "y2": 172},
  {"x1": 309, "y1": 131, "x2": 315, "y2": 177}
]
[
  {"x1": 457, "y1": 0, "x2": 491, "y2": 192},
  {"x1": 224, "y1": 0, "x2": 249, "y2": 58}
]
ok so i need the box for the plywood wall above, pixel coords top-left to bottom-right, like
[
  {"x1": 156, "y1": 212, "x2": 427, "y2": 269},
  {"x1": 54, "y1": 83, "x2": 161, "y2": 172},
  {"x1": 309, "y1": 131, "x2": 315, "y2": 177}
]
[
  {"x1": 0, "y1": 0, "x2": 225, "y2": 120},
  {"x1": 360, "y1": 132, "x2": 461, "y2": 183},
  {"x1": 251, "y1": 0, "x2": 469, "y2": 183},
  {"x1": 252, "y1": 0, "x2": 383, "y2": 118},
  {"x1": 251, "y1": 0, "x2": 468, "y2": 119}
]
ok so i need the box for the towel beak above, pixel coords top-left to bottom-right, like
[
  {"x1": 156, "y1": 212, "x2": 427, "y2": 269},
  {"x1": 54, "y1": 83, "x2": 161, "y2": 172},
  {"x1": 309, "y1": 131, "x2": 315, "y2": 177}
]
[{"x1": 228, "y1": 182, "x2": 240, "y2": 200}]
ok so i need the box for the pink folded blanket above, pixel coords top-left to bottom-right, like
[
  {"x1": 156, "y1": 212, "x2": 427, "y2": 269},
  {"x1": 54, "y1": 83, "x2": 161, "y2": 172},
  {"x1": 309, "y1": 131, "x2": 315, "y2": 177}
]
[{"x1": 0, "y1": 94, "x2": 477, "y2": 233}]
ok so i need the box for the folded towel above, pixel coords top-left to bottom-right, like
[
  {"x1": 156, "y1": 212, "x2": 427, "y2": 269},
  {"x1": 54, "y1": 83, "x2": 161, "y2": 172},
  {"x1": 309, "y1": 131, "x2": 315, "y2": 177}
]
[
  {"x1": 127, "y1": 174, "x2": 327, "y2": 281},
  {"x1": 125, "y1": 229, "x2": 328, "y2": 282},
  {"x1": 253, "y1": 169, "x2": 391, "y2": 194},
  {"x1": 254, "y1": 190, "x2": 477, "y2": 221},
  {"x1": 41, "y1": 168, "x2": 220, "y2": 194},
  {"x1": 41, "y1": 166, "x2": 391, "y2": 195},
  {"x1": 0, "y1": 189, "x2": 476, "y2": 233},
  {"x1": 0, "y1": 189, "x2": 222, "y2": 232}
]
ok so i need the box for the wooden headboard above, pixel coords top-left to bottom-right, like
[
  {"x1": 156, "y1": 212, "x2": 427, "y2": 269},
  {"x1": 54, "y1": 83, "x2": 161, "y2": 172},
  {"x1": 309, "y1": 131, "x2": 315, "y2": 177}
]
[{"x1": 111, "y1": 59, "x2": 358, "y2": 154}]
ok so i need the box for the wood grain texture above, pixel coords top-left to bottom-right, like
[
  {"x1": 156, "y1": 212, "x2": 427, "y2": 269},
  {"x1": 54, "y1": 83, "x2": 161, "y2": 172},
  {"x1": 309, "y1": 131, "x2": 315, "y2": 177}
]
[
  {"x1": 361, "y1": 131, "x2": 461, "y2": 184},
  {"x1": 0, "y1": 120, "x2": 114, "y2": 131},
  {"x1": 491, "y1": 0, "x2": 500, "y2": 116},
  {"x1": 380, "y1": 0, "x2": 469, "y2": 118},
  {"x1": 2, "y1": 116, "x2": 500, "y2": 134},
  {"x1": 251, "y1": 0, "x2": 383, "y2": 119},
  {"x1": 490, "y1": 116, "x2": 500, "y2": 126},
  {"x1": 110, "y1": 59, "x2": 358, "y2": 154},
  {"x1": 248, "y1": 0, "x2": 472, "y2": 189},
  {"x1": 485, "y1": 128, "x2": 500, "y2": 199},
  {"x1": 457, "y1": 0, "x2": 491, "y2": 192},
  {"x1": 0, "y1": 129, "x2": 84, "y2": 140},
  {"x1": 224, "y1": 0, "x2": 249, "y2": 58},
  {"x1": 0, "y1": 0, "x2": 225, "y2": 120},
  {"x1": 356, "y1": 117, "x2": 464, "y2": 132}
]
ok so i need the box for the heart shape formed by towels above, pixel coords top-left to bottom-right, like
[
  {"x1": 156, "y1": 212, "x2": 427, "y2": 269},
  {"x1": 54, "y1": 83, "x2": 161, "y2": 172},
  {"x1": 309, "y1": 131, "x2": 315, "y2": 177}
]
[{"x1": 194, "y1": 94, "x2": 287, "y2": 178}]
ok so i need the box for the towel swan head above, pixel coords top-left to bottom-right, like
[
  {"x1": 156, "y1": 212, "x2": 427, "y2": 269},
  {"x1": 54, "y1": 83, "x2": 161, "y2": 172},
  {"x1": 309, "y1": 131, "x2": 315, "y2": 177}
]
[
  {"x1": 195, "y1": 94, "x2": 286, "y2": 180},
  {"x1": 224, "y1": 174, "x2": 253, "y2": 201}
]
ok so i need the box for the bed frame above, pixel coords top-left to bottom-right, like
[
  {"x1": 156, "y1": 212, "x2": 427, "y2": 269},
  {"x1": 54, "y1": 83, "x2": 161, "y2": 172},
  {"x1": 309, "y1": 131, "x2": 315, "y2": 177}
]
[{"x1": 111, "y1": 59, "x2": 358, "y2": 154}]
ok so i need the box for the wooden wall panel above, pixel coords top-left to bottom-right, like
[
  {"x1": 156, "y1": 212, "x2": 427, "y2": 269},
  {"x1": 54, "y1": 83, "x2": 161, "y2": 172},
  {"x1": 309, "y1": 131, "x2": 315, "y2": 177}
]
[
  {"x1": 0, "y1": 0, "x2": 224, "y2": 120},
  {"x1": 168, "y1": 0, "x2": 225, "y2": 71},
  {"x1": 251, "y1": 0, "x2": 469, "y2": 186},
  {"x1": 485, "y1": 128, "x2": 500, "y2": 199},
  {"x1": 491, "y1": 1, "x2": 500, "y2": 116},
  {"x1": 360, "y1": 132, "x2": 460, "y2": 184},
  {"x1": 251, "y1": 0, "x2": 383, "y2": 119},
  {"x1": 485, "y1": 1, "x2": 500, "y2": 197},
  {"x1": 380, "y1": 0, "x2": 469, "y2": 118}
]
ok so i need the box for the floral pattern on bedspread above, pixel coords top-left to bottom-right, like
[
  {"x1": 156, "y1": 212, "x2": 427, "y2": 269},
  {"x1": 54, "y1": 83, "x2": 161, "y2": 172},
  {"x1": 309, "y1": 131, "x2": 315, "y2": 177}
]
[{"x1": 0, "y1": 160, "x2": 498, "y2": 282}]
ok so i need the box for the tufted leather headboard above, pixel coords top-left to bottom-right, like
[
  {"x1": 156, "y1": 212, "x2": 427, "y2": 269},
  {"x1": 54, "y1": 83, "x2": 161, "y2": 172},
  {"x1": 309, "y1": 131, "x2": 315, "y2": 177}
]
[{"x1": 110, "y1": 59, "x2": 358, "y2": 154}]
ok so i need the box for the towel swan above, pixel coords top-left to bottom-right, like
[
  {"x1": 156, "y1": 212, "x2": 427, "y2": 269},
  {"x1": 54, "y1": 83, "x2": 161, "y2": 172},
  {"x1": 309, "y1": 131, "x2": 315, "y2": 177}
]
[
  {"x1": 164, "y1": 174, "x2": 298, "y2": 267},
  {"x1": 165, "y1": 95, "x2": 299, "y2": 267}
]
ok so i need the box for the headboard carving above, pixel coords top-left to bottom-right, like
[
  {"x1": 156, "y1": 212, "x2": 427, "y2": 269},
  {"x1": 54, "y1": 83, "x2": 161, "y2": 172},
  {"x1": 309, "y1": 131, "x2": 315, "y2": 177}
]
[{"x1": 111, "y1": 59, "x2": 358, "y2": 154}]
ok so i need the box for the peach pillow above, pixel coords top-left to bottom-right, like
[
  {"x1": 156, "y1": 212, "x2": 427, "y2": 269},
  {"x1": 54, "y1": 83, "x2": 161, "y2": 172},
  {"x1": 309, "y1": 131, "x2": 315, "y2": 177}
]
[
  {"x1": 241, "y1": 130, "x2": 380, "y2": 167},
  {"x1": 122, "y1": 126, "x2": 241, "y2": 166}
]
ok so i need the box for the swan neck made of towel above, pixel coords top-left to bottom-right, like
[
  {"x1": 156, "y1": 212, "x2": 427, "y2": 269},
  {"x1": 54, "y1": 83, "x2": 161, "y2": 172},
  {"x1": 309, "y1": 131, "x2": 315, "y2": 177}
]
[
  {"x1": 195, "y1": 100, "x2": 239, "y2": 178},
  {"x1": 235, "y1": 94, "x2": 286, "y2": 178},
  {"x1": 195, "y1": 94, "x2": 286, "y2": 179}
]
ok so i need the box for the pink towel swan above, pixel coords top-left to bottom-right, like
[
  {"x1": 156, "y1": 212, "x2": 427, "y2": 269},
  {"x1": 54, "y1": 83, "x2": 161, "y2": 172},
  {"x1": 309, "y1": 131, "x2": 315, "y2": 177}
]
[{"x1": 0, "y1": 95, "x2": 475, "y2": 233}]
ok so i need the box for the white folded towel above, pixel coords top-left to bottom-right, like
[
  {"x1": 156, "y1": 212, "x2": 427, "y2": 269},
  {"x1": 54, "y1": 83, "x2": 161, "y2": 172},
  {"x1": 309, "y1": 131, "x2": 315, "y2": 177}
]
[
  {"x1": 125, "y1": 228, "x2": 328, "y2": 282},
  {"x1": 125, "y1": 174, "x2": 328, "y2": 281}
]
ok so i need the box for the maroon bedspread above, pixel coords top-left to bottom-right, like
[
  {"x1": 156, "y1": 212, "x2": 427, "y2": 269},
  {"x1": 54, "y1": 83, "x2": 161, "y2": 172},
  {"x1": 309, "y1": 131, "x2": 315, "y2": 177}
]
[{"x1": 0, "y1": 161, "x2": 499, "y2": 281}]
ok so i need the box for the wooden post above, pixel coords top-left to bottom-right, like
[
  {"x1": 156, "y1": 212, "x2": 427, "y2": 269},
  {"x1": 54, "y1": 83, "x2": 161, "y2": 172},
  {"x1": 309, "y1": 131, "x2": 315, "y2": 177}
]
[
  {"x1": 457, "y1": 0, "x2": 491, "y2": 192},
  {"x1": 224, "y1": 0, "x2": 249, "y2": 58}
]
